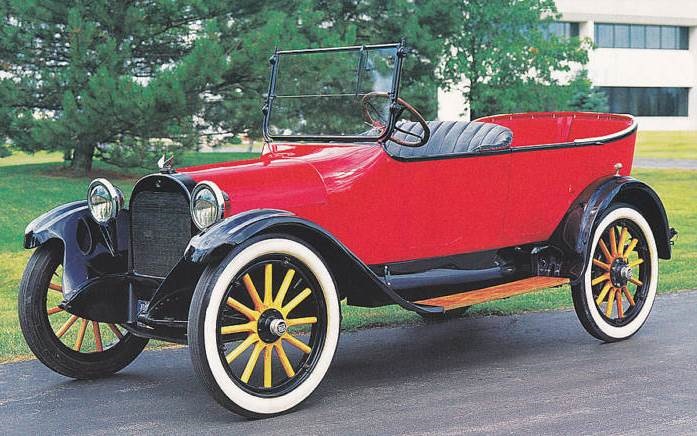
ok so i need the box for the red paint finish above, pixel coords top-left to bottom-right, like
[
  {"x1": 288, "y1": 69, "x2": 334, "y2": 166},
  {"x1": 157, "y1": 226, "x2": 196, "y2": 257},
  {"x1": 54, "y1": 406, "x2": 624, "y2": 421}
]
[{"x1": 181, "y1": 112, "x2": 636, "y2": 265}]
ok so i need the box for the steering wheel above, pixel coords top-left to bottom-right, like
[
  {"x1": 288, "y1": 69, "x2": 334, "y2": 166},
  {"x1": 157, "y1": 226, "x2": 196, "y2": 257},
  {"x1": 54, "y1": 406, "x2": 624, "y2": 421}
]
[{"x1": 361, "y1": 92, "x2": 430, "y2": 147}]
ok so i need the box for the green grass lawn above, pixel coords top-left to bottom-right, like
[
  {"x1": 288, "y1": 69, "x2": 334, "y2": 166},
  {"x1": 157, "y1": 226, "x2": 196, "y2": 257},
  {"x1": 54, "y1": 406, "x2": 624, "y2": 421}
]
[
  {"x1": 0, "y1": 146, "x2": 695, "y2": 361},
  {"x1": 636, "y1": 131, "x2": 697, "y2": 160}
]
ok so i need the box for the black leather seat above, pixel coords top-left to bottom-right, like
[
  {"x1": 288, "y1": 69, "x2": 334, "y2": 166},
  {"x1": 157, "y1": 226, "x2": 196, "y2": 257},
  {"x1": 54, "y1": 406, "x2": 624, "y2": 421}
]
[{"x1": 385, "y1": 120, "x2": 513, "y2": 159}]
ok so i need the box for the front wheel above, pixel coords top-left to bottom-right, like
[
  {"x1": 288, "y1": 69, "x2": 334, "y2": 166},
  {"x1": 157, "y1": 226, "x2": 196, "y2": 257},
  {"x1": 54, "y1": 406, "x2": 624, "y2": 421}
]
[
  {"x1": 18, "y1": 244, "x2": 149, "y2": 379},
  {"x1": 572, "y1": 204, "x2": 659, "y2": 342},
  {"x1": 188, "y1": 236, "x2": 341, "y2": 418}
]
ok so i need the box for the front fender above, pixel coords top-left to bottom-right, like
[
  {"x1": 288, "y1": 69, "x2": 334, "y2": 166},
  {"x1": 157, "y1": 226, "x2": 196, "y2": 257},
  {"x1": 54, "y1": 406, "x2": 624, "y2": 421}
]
[
  {"x1": 183, "y1": 209, "x2": 443, "y2": 315},
  {"x1": 185, "y1": 209, "x2": 295, "y2": 264},
  {"x1": 555, "y1": 176, "x2": 674, "y2": 281},
  {"x1": 25, "y1": 201, "x2": 88, "y2": 249},
  {"x1": 24, "y1": 201, "x2": 129, "y2": 296}
]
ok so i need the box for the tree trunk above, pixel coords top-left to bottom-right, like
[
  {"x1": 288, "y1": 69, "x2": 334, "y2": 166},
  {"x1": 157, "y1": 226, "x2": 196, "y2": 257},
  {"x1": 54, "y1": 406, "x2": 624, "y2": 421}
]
[
  {"x1": 468, "y1": 85, "x2": 478, "y2": 120},
  {"x1": 70, "y1": 142, "x2": 95, "y2": 175}
]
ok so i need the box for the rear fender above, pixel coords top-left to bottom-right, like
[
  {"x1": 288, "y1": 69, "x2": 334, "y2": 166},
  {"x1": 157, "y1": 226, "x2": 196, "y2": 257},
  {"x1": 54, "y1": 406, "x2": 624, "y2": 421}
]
[{"x1": 554, "y1": 176, "x2": 674, "y2": 282}]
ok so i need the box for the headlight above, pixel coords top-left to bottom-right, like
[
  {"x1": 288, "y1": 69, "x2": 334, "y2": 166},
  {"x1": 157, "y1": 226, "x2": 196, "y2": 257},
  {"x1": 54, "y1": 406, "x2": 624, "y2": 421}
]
[
  {"x1": 87, "y1": 178, "x2": 123, "y2": 224},
  {"x1": 190, "y1": 181, "x2": 227, "y2": 230}
]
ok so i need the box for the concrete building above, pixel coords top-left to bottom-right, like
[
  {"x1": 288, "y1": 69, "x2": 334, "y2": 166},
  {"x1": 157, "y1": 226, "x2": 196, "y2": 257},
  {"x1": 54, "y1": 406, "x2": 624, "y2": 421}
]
[{"x1": 439, "y1": 0, "x2": 697, "y2": 131}]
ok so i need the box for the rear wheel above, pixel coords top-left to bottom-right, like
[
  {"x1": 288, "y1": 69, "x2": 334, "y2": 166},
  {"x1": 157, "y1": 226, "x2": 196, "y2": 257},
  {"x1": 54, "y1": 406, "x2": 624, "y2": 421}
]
[
  {"x1": 18, "y1": 244, "x2": 149, "y2": 379},
  {"x1": 572, "y1": 204, "x2": 658, "y2": 342},
  {"x1": 188, "y1": 236, "x2": 340, "y2": 418}
]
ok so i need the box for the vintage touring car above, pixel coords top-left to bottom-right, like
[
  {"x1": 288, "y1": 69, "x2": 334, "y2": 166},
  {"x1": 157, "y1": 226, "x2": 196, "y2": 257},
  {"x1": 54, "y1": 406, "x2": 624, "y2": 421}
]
[{"x1": 19, "y1": 42, "x2": 675, "y2": 418}]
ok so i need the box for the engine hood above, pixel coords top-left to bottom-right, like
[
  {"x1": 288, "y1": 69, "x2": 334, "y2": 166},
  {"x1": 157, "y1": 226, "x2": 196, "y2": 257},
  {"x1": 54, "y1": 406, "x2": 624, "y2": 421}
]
[
  {"x1": 180, "y1": 143, "x2": 385, "y2": 220},
  {"x1": 180, "y1": 154, "x2": 328, "y2": 216}
]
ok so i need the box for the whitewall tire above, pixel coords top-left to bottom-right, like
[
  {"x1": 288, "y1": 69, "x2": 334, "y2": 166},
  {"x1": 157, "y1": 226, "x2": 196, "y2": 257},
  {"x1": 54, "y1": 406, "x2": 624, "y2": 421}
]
[
  {"x1": 572, "y1": 204, "x2": 658, "y2": 342},
  {"x1": 188, "y1": 236, "x2": 340, "y2": 418}
]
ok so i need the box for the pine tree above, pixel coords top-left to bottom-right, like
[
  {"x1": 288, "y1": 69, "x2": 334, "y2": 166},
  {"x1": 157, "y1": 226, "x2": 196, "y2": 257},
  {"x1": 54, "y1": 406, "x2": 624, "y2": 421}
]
[
  {"x1": 202, "y1": 0, "x2": 455, "y2": 138},
  {"x1": 0, "y1": 0, "x2": 227, "y2": 173}
]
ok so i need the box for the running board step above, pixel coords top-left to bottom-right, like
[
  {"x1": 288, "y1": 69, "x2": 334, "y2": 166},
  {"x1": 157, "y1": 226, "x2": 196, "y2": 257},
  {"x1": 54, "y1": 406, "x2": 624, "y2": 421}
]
[{"x1": 415, "y1": 276, "x2": 570, "y2": 311}]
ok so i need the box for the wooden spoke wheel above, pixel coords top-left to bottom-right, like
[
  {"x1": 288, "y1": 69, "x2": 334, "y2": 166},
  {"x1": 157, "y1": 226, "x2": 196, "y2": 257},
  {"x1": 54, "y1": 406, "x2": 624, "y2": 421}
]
[
  {"x1": 189, "y1": 236, "x2": 340, "y2": 418},
  {"x1": 572, "y1": 204, "x2": 658, "y2": 342},
  {"x1": 18, "y1": 244, "x2": 148, "y2": 379}
]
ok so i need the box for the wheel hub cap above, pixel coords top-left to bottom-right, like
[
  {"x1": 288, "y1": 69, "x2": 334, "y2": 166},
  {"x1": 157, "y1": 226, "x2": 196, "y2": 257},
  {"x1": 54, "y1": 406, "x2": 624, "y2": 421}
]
[
  {"x1": 257, "y1": 309, "x2": 286, "y2": 343},
  {"x1": 269, "y1": 319, "x2": 287, "y2": 337},
  {"x1": 610, "y1": 259, "x2": 632, "y2": 287}
]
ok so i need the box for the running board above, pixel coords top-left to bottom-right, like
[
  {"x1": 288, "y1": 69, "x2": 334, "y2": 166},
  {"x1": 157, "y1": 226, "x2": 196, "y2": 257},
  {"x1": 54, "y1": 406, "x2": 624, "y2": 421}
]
[{"x1": 415, "y1": 276, "x2": 570, "y2": 311}]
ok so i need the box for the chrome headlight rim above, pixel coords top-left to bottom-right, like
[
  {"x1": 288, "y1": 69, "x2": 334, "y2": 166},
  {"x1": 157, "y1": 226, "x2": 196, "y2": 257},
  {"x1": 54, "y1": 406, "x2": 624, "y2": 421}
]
[
  {"x1": 87, "y1": 178, "x2": 123, "y2": 224},
  {"x1": 190, "y1": 181, "x2": 227, "y2": 230}
]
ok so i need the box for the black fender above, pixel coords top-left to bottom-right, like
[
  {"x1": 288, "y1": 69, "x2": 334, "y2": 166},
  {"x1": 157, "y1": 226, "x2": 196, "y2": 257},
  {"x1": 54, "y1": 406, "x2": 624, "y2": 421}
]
[
  {"x1": 179, "y1": 209, "x2": 443, "y2": 315},
  {"x1": 554, "y1": 176, "x2": 674, "y2": 282},
  {"x1": 24, "y1": 201, "x2": 129, "y2": 296}
]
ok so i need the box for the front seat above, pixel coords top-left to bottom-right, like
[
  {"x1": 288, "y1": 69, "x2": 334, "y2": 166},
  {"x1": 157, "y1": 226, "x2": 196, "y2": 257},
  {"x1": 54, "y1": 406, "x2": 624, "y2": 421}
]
[{"x1": 385, "y1": 120, "x2": 513, "y2": 159}]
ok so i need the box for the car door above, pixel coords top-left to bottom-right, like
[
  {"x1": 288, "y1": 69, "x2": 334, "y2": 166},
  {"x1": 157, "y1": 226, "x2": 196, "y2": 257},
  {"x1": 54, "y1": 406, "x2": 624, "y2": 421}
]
[{"x1": 387, "y1": 152, "x2": 512, "y2": 262}]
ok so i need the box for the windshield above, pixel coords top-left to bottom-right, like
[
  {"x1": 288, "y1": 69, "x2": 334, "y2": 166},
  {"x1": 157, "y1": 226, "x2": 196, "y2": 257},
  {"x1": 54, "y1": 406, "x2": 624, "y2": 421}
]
[{"x1": 264, "y1": 44, "x2": 402, "y2": 141}]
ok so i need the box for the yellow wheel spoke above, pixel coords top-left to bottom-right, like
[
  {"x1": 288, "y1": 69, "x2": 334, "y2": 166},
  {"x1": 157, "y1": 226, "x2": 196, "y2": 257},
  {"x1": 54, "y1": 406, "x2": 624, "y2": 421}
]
[
  {"x1": 598, "y1": 239, "x2": 613, "y2": 262},
  {"x1": 93, "y1": 321, "x2": 103, "y2": 352},
  {"x1": 56, "y1": 314, "x2": 79, "y2": 338},
  {"x1": 624, "y1": 239, "x2": 638, "y2": 256},
  {"x1": 609, "y1": 227, "x2": 618, "y2": 257},
  {"x1": 283, "y1": 333, "x2": 311, "y2": 354},
  {"x1": 220, "y1": 321, "x2": 257, "y2": 335},
  {"x1": 225, "y1": 334, "x2": 258, "y2": 364},
  {"x1": 274, "y1": 342, "x2": 295, "y2": 377},
  {"x1": 629, "y1": 277, "x2": 643, "y2": 287},
  {"x1": 622, "y1": 286, "x2": 636, "y2": 306},
  {"x1": 592, "y1": 259, "x2": 610, "y2": 271},
  {"x1": 264, "y1": 345, "x2": 273, "y2": 388},
  {"x1": 240, "y1": 342, "x2": 265, "y2": 383},
  {"x1": 595, "y1": 283, "x2": 613, "y2": 306},
  {"x1": 226, "y1": 297, "x2": 260, "y2": 321},
  {"x1": 48, "y1": 283, "x2": 62, "y2": 293},
  {"x1": 286, "y1": 316, "x2": 317, "y2": 327},
  {"x1": 616, "y1": 289, "x2": 624, "y2": 319},
  {"x1": 629, "y1": 258, "x2": 644, "y2": 268},
  {"x1": 264, "y1": 264, "x2": 273, "y2": 306},
  {"x1": 242, "y1": 274, "x2": 264, "y2": 311},
  {"x1": 281, "y1": 288, "x2": 311, "y2": 316},
  {"x1": 605, "y1": 289, "x2": 616, "y2": 318},
  {"x1": 74, "y1": 318, "x2": 88, "y2": 351},
  {"x1": 617, "y1": 227, "x2": 629, "y2": 257},
  {"x1": 273, "y1": 269, "x2": 296, "y2": 308},
  {"x1": 107, "y1": 323, "x2": 124, "y2": 340},
  {"x1": 591, "y1": 273, "x2": 610, "y2": 287},
  {"x1": 47, "y1": 306, "x2": 63, "y2": 315}
]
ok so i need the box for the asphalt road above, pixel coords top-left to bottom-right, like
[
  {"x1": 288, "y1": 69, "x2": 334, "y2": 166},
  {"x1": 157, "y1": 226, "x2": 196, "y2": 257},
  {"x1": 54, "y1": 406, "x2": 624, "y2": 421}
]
[{"x1": 2, "y1": 291, "x2": 697, "y2": 435}]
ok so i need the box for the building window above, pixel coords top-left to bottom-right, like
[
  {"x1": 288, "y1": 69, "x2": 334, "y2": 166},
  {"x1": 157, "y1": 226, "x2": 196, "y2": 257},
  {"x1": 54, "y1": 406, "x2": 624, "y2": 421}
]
[
  {"x1": 630, "y1": 25, "x2": 645, "y2": 48},
  {"x1": 599, "y1": 87, "x2": 689, "y2": 117},
  {"x1": 646, "y1": 26, "x2": 661, "y2": 49},
  {"x1": 542, "y1": 22, "x2": 579, "y2": 39},
  {"x1": 595, "y1": 24, "x2": 689, "y2": 49}
]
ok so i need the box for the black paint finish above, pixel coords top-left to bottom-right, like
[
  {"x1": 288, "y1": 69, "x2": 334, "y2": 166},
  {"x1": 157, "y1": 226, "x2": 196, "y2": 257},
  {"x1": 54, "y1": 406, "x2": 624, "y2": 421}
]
[{"x1": 552, "y1": 175, "x2": 673, "y2": 282}]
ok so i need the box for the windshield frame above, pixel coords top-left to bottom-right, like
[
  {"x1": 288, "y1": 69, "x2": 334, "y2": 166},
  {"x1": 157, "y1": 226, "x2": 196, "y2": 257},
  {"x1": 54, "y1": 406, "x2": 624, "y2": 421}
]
[{"x1": 262, "y1": 42, "x2": 406, "y2": 143}]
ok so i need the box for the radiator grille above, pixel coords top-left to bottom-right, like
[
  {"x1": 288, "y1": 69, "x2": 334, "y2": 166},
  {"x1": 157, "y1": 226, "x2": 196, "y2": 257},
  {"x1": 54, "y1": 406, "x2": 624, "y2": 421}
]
[{"x1": 131, "y1": 190, "x2": 192, "y2": 277}]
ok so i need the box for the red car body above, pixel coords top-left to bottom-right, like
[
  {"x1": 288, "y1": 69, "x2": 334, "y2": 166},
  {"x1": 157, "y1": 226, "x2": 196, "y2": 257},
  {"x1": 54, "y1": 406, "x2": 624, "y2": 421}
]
[{"x1": 183, "y1": 112, "x2": 636, "y2": 265}]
